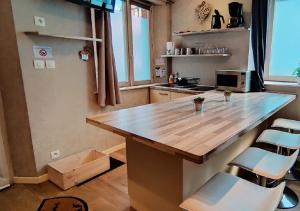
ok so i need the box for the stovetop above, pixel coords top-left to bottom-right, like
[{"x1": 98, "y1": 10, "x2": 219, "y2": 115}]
[{"x1": 155, "y1": 84, "x2": 215, "y2": 92}]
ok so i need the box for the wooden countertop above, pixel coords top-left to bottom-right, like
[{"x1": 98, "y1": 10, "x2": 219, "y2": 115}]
[{"x1": 87, "y1": 92, "x2": 296, "y2": 164}]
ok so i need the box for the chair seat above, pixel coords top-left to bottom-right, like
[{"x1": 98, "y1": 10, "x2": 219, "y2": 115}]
[
  {"x1": 256, "y1": 129, "x2": 300, "y2": 150},
  {"x1": 180, "y1": 172, "x2": 285, "y2": 211},
  {"x1": 230, "y1": 147, "x2": 299, "y2": 180},
  {"x1": 272, "y1": 118, "x2": 300, "y2": 131}
]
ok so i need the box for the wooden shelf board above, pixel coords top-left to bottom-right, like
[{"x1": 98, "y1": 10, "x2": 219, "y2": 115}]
[
  {"x1": 161, "y1": 54, "x2": 231, "y2": 58},
  {"x1": 173, "y1": 27, "x2": 249, "y2": 36},
  {"x1": 24, "y1": 31, "x2": 102, "y2": 42}
]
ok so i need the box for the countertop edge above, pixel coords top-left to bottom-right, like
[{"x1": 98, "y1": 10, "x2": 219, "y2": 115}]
[{"x1": 86, "y1": 117, "x2": 205, "y2": 164}]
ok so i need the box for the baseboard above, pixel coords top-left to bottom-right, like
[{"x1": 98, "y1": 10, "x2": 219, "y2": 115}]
[
  {"x1": 13, "y1": 143, "x2": 126, "y2": 185},
  {"x1": 102, "y1": 143, "x2": 126, "y2": 155},
  {"x1": 13, "y1": 174, "x2": 48, "y2": 184}
]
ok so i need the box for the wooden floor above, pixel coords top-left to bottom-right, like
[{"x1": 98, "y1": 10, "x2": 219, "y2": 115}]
[
  {"x1": 0, "y1": 148, "x2": 300, "y2": 211},
  {"x1": 0, "y1": 149, "x2": 131, "y2": 211}
]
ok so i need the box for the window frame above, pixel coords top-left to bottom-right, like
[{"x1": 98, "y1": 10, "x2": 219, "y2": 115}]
[
  {"x1": 264, "y1": 0, "x2": 299, "y2": 83},
  {"x1": 114, "y1": 0, "x2": 154, "y2": 87}
]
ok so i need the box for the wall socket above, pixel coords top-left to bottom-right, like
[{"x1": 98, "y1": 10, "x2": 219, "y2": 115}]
[
  {"x1": 50, "y1": 150, "x2": 60, "y2": 160},
  {"x1": 34, "y1": 60, "x2": 45, "y2": 69},
  {"x1": 34, "y1": 16, "x2": 46, "y2": 27}
]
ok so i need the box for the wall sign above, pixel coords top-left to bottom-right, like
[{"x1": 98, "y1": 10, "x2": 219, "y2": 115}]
[
  {"x1": 195, "y1": 1, "x2": 211, "y2": 23},
  {"x1": 33, "y1": 46, "x2": 53, "y2": 59}
]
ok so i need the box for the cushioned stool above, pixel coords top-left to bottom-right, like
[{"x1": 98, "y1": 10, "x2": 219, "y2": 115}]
[
  {"x1": 272, "y1": 119, "x2": 300, "y2": 182},
  {"x1": 180, "y1": 172, "x2": 285, "y2": 211},
  {"x1": 256, "y1": 129, "x2": 300, "y2": 154},
  {"x1": 230, "y1": 147, "x2": 299, "y2": 209},
  {"x1": 256, "y1": 129, "x2": 300, "y2": 209},
  {"x1": 272, "y1": 118, "x2": 300, "y2": 133}
]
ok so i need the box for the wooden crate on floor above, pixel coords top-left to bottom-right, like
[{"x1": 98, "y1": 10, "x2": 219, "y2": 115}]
[{"x1": 48, "y1": 149, "x2": 110, "y2": 190}]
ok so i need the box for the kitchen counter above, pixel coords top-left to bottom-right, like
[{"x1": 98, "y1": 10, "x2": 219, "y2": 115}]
[
  {"x1": 87, "y1": 91, "x2": 295, "y2": 163},
  {"x1": 87, "y1": 91, "x2": 296, "y2": 211}
]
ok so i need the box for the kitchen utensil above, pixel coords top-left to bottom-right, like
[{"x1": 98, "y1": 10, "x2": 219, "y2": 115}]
[
  {"x1": 175, "y1": 48, "x2": 181, "y2": 55},
  {"x1": 166, "y1": 42, "x2": 175, "y2": 55},
  {"x1": 177, "y1": 77, "x2": 200, "y2": 86},
  {"x1": 180, "y1": 48, "x2": 186, "y2": 55},
  {"x1": 211, "y1": 9, "x2": 224, "y2": 29},
  {"x1": 186, "y1": 48, "x2": 193, "y2": 55}
]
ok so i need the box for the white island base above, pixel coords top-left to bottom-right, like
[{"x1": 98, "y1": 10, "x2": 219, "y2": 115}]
[{"x1": 126, "y1": 121, "x2": 268, "y2": 211}]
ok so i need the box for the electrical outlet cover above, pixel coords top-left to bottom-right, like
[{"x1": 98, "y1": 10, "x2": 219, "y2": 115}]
[
  {"x1": 34, "y1": 16, "x2": 46, "y2": 27},
  {"x1": 50, "y1": 150, "x2": 60, "y2": 160},
  {"x1": 34, "y1": 60, "x2": 45, "y2": 69},
  {"x1": 46, "y1": 60, "x2": 56, "y2": 69}
]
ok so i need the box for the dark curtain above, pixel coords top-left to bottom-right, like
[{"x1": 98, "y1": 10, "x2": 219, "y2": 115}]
[
  {"x1": 96, "y1": 11, "x2": 121, "y2": 107},
  {"x1": 251, "y1": 0, "x2": 269, "y2": 92}
]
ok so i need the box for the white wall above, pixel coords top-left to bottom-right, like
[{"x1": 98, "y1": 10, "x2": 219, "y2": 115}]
[
  {"x1": 265, "y1": 83, "x2": 300, "y2": 121},
  {"x1": 171, "y1": 0, "x2": 252, "y2": 85},
  {"x1": 10, "y1": 0, "x2": 150, "y2": 174}
]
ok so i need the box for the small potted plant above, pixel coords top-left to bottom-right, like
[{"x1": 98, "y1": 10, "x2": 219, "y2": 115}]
[
  {"x1": 224, "y1": 90, "x2": 232, "y2": 102},
  {"x1": 293, "y1": 67, "x2": 300, "y2": 85},
  {"x1": 194, "y1": 97, "x2": 205, "y2": 112}
]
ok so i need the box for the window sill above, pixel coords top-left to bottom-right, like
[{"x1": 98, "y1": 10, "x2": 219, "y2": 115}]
[
  {"x1": 120, "y1": 83, "x2": 161, "y2": 91},
  {"x1": 264, "y1": 81, "x2": 300, "y2": 87}
]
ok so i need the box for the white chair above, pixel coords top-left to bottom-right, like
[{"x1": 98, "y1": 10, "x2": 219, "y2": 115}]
[
  {"x1": 230, "y1": 147, "x2": 299, "y2": 185},
  {"x1": 255, "y1": 129, "x2": 300, "y2": 209},
  {"x1": 180, "y1": 172, "x2": 285, "y2": 211},
  {"x1": 272, "y1": 118, "x2": 300, "y2": 133},
  {"x1": 271, "y1": 118, "x2": 300, "y2": 183},
  {"x1": 230, "y1": 146, "x2": 299, "y2": 210}
]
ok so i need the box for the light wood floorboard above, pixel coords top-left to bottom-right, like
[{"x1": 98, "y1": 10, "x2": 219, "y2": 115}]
[{"x1": 0, "y1": 149, "x2": 300, "y2": 211}]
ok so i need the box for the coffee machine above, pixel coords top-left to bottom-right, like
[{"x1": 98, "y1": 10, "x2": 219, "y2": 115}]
[{"x1": 227, "y1": 2, "x2": 244, "y2": 28}]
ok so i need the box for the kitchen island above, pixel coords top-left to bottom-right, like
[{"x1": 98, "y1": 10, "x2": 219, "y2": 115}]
[{"x1": 87, "y1": 91, "x2": 296, "y2": 211}]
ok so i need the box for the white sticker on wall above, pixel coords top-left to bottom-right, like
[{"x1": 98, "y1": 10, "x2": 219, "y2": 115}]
[
  {"x1": 33, "y1": 46, "x2": 53, "y2": 59},
  {"x1": 155, "y1": 58, "x2": 165, "y2": 66}
]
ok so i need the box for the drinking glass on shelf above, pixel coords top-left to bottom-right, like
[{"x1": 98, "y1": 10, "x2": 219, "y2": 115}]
[
  {"x1": 197, "y1": 43, "x2": 205, "y2": 55},
  {"x1": 175, "y1": 48, "x2": 181, "y2": 55},
  {"x1": 221, "y1": 47, "x2": 229, "y2": 54}
]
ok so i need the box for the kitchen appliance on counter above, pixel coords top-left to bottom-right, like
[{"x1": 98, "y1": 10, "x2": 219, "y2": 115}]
[
  {"x1": 155, "y1": 84, "x2": 215, "y2": 92},
  {"x1": 216, "y1": 70, "x2": 252, "y2": 92},
  {"x1": 211, "y1": 9, "x2": 225, "y2": 29},
  {"x1": 177, "y1": 77, "x2": 200, "y2": 87},
  {"x1": 227, "y1": 2, "x2": 244, "y2": 28}
]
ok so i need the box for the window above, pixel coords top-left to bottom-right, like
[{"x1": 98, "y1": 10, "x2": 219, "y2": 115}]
[
  {"x1": 131, "y1": 5, "x2": 151, "y2": 81},
  {"x1": 265, "y1": 0, "x2": 300, "y2": 82},
  {"x1": 110, "y1": 0, "x2": 152, "y2": 86},
  {"x1": 111, "y1": 0, "x2": 128, "y2": 83}
]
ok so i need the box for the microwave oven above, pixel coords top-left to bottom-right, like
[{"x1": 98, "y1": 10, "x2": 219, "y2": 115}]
[{"x1": 216, "y1": 70, "x2": 252, "y2": 93}]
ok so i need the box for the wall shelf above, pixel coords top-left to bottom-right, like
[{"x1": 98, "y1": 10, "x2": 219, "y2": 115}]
[
  {"x1": 24, "y1": 31, "x2": 102, "y2": 43},
  {"x1": 161, "y1": 54, "x2": 231, "y2": 58},
  {"x1": 173, "y1": 27, "x2": 249, "y2": 37}
]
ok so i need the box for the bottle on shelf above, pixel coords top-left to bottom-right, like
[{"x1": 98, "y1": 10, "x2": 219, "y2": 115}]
[{"x1": 168, "y1": 74, "x2": 175, "y2": 84}]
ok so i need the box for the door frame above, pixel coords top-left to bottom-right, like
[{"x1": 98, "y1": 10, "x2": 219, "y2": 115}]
[{"x1": 0, "y1": 90, "x2": 12, "y2": 183}]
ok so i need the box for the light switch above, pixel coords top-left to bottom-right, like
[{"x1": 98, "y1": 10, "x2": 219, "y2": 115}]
[
  {"x1": 34, "y1": 16, "x2": 46, "y2": 27},
  {"x1": 34, "y1": 60, "x2": 45, "y2": 70},
  {"x1": 46, "y1": 60, "x2": 56, "y2": 69}
]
